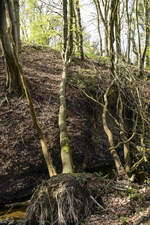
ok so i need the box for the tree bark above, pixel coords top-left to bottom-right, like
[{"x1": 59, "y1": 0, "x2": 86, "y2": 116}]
[
  {"x1": 0, "y1": 0, "x2": 22, "y2": 96},
  {"x1": 67, "y1": 0, "x2": 74, "y2": 60},
  {"x1": 94, "y1": 0, "x2": 109, "y2": 56},
  {"x1": 75, "y1": 0, "x2": 84, "y2": 60},
  {"x1": 114, "y1": 1, "x2": 121, "y2": 62},
  {"x1": 14, "y1": 0, "x2": 21, "y2": 52},
  {"x1": 59, "y1": 60, "x2": 73, "y2": 173},
  {"x1": 102, "y1": 80, "x2": 127, "y2": 178},
  {"x1": 109, "y1": 0, "x2": 119, "y2": 76},
  {"x1": 62, "y1": 0, "x2": 68, "y2": 58},
  {"x1": 93, "y1": 0, "x2": 103, "y2": 56},
  {"x1": 0, "y1": 0, "x2": 56, "y2": 177},
  {"x1": 59, "y1": 0, "x2": 73, "y2": 173}
]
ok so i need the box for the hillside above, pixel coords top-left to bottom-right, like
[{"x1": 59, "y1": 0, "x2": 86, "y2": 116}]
[
  {"x1": 0, "y1": 45, "x2": 114, "y2": 202},
  {"x1": 0, "y1": 46, "x2": 150, "y2": 225}
]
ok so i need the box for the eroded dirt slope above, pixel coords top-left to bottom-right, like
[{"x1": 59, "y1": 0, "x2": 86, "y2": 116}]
[{"x1": 0, "y1": 45, "x2": 114, "y2": 204}]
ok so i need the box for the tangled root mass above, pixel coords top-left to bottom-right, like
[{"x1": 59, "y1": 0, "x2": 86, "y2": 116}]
[{"x1": 25, "y1": 174, "x2": 99, "y2": 225}]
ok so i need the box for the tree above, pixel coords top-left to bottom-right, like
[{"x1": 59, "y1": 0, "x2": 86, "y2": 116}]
[
  {"x1": 67, "y1": 0, "x2": 74, "y2": 59},
  {"x1": 93, "y1": 0, "x2": 110, "y2": 57},
  {"x1": 0, "y1": 0, "x2": 56, "y2": 177},
  {"x1": 93, "y1": 0, "x2": 103, "y2": 56},
  {"x1": 0, "y1": 0, "x2": 22, "y2": 96},
  {"x1": 135, "y1": 0, "x2": 149, "y2": 74},
  {"x1": 109, "y1": 0, "x2": 119, "y2": 75},
  {"x1": 59, "y1": 0, "x2": 74, "y2": 173},
  {"x1": 114, "y1": 1, "x2": 121, "y2": 62},
  {"x1": 74, "y1": 0, "x2": 84, "y2": 60}
]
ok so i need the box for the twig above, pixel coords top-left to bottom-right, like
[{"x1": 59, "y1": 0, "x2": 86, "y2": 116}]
[
  {"x1": 90, "y1": 195, "x2": 106, "y2": 211},
  {"x1": 0, "y1": 110, "x2": 13, "y2": 116}
]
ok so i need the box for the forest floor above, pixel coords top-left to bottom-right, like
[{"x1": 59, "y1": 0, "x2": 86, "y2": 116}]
[{"x1": 0, "y1": 45, "x2": 150, "y2": 225}]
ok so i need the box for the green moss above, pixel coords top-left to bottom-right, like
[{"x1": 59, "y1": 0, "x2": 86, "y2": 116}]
[{"x1": 62, "y1": 145, "x2": 69, "y2": 153}]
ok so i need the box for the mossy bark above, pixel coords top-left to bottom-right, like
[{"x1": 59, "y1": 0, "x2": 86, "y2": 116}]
[
  {"x1": 0, "y1": 0, "x2": 22, "y2": 96},
  {"x1": 59, "y1": 0, "x2": 74, "y2": 174},
  {"x1": 59, "y1": 61, "x2": 73, "y2": 173},
  {"x1": 75, "y1": 0, "x2": 84, "y2": 60}
]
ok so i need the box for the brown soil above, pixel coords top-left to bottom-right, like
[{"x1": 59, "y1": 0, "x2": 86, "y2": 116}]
[{"x1": 0, "y1": 45, "x2": 150, "y2": 225}]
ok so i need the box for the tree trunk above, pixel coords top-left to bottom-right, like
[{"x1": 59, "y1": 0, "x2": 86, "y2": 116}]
[
  {"x1": 59, "y1": 0, "x2": 73, "y2": 174},
  {"x1": 62, "y1": 0, "x2": 68, "y2": 58},
  {"x1": 136, "y1": 0, "x2": 143, "y2": 74},
  {"x1": 75, "y1": 0, "x2": 84, "y2": 60},
  {"x1": 0, "y1": 0, "x2": 56, "y2": 177},
  {"x1": 118, "y1": 95, "x2": 131, "y2": 174},
  {"x1": 94, "y1": 0, "x2": 109, "y2": 56},
  {"x1": 93, "y1": 0, "x2": 103, "y2": 56},
  {"x1": 109, "y1": 0, "x2": 119, "y2": 76},
  {"x1": 14, "y1": 0, "x2": 21, "y2": 52},
  {"x1": 67, "y1": 0, "x2": 74, "y2": 60},
  {"x1": 0, "y1": 0, "x2": 22, "y2": 96},
  {"x1": 102, "y1": 80, "x2": 127, "y2": 178},
  {"x1": 141, "y1": 0, "x2": 150, "y2": 70},
  {"x1": 59, "y1": 60, "x2": 73, "y2": 173},
  {"x1": 115, "y1": 1, "x2": 121, "y2": 62}
]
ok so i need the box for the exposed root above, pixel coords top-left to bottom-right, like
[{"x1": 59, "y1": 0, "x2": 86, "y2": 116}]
[{"x1": 25, "y1": 174, "x2": 99, "y2": 225}]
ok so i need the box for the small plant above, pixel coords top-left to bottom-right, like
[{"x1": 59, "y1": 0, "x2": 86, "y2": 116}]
[{"x1": 120, "y1": 216, "x2": 127, "y2": 225}]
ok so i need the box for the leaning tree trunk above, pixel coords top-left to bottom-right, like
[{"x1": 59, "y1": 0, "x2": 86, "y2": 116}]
[
  {"x1": 0, "y1": 0, "x2": 22, "y2": 96},
  {"x1": 59, "y1": 0, "x2": 73, "y2": 174},
  {"x1": 0, "y1": 0, "x2": 56, "y2": 177},
  {"x1": 102, "y1": 80, "x2": 127, "y2": 178}
]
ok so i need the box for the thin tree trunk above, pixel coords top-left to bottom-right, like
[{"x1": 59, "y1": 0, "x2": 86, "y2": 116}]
[
  {"x1": 14, "y1": 0, "x2": 21, "y2": 52},
  {"x1": 135, "y1": 0, "x2": 142, "y2": 73},
  {"x1": 126, "y1": 0, "x2": 131, "y2": 63},
  {"x1": 109, "y1": 0, "x2": 119, "y2": 76},
  {"x1": 59, "y1": 0, "x2": 73, "y2": 174},
  {"x1": 59, "y1": 59, "x2": 73, "y2": 173},
  {"x1": 93, "y1": 0, "x2": 103, "y2": 56},
  {"x1": 62, "y1": 0, "x2": 68, "y2": 58},
  {"x1": 102, "y1": 80, "x2": 127, "y2": 178},
  {"x1": 75, "y1": 0, "x2": 84, "y2": 60},
  {"x1": 141, "y1": 0, "x2": 149, "y2": 70},
  {"x1": 115, "y1": 1, "x2": 121, "y2": 62},
  {"x1": 94, "y1": 0, "x2": 109, "y2": 56},
  {"x1": 118, "y1": 95, "x2": 131, "y2": 174},
  {"x1": 67, "y1": 0, "x2": 74, "y2": 59}
]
